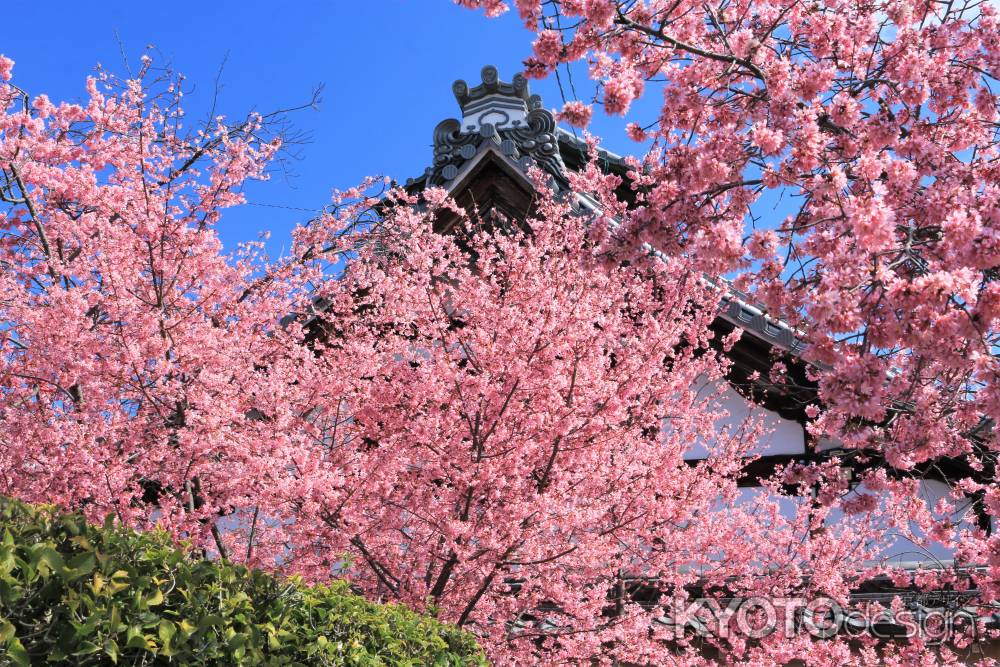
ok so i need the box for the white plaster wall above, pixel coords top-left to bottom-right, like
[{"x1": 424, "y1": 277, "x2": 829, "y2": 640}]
[{"x1": 681, "y1": 378, "x2": 806, "y2": 460}]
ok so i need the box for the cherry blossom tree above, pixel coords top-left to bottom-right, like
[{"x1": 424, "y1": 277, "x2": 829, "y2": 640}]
[
  {"x1": 285, "y1": 183, "x2": 789, "y2": 663},
  {"x1": 0, "y1": 56, "x2": 326, "y2": 558},
  {"x1": 4, "y1": 0, "x2": 1000, "y2": 659}
]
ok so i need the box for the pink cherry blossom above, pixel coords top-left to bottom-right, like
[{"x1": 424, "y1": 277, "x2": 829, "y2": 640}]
[
  {"x1": 557, "y1": 100, "x2": 593, "y2": 128},
  {"x1": 531, "y1": 29, "x2": 563, "y2": 66}
]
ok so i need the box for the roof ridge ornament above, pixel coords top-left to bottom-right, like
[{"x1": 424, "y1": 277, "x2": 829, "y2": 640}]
[
  {"x1": 452, "y1": 66, "x2": 538, "y2": 112},
  {"x1": 414, "y1": 65, "x2": 568, "y2": 188},
  {"x1": 449, "y1": 65, "x2": 542, "y2": 133}
]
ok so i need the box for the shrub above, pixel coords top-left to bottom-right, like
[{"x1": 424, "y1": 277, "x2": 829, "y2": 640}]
[{"x1": 0, "y1": 497, "x2": 486, "y2": 666}]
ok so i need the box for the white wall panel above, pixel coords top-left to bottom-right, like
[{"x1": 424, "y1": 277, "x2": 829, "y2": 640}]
[
  {"x1": 681, "y1": 378, "x2": 806, "y2": 460},
  {"x1": 825, "y1": 479, "x2": 975, "y2": 565}
]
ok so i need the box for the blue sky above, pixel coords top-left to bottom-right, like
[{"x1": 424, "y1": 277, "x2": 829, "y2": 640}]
[{"x1": 2, "y1": 1, "x2": 656, "y2": 256}]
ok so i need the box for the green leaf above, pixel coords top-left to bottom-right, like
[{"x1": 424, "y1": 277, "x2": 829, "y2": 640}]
[
  {"x1": 0, "y1": 619, "x2": 15, "y2": 643},
  {"x1": 199, "y1": 614, "x2": 224, "y2": 631},
  {"x1": 5, "y1": 636, "x2": 30, "y2": 667},
  {"x1": 35, "y1": 545, "x2": 65, "y2": 575},
  {"x1": 105, "y1": 569, "x2": 129, "y2": 594},
  {"x1": 178, "y1": 618, "x2": 196, "y2": 638},
  {"x1": 104, "y1": 638, "x2": 119, "y2": 664},
  {"x1": 73, "y1": 640, "x2": 102, "y2": 656},
  {"x1": 158, "y1": 619, "x2": 176, "y2": 646},
  {"x1": 125, "y1": 629, "x2": 148, "y2": 650},
  {"x1": 144, "y1": 587, "x2": 164, "y2": 607},
  {"x1": 65, "y1": 551, "x2": 96, "y2": 581}
]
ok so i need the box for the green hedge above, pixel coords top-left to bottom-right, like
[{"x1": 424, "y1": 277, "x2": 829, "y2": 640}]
[{"x1": 0, "y1": 497, "x2": 486, "y2": 666}]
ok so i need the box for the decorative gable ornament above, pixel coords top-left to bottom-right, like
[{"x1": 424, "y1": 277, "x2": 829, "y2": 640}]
[{"x1": 415, "y1": 66, "x2": 569, "y2": 187}]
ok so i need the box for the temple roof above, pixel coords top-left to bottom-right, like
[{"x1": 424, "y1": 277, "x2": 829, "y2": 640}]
[{"x1": 405, "y1": 65, "x2": 806, "y2": 357}]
